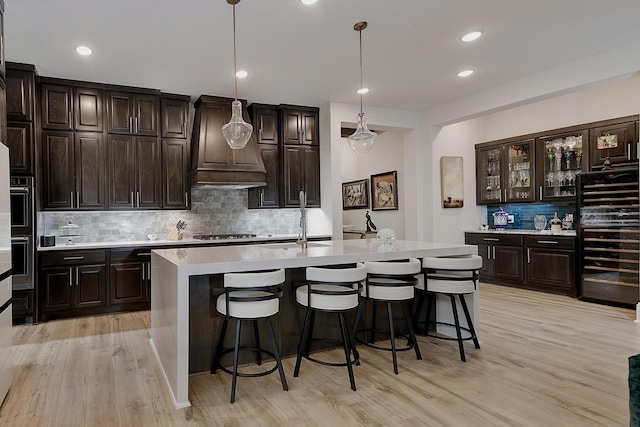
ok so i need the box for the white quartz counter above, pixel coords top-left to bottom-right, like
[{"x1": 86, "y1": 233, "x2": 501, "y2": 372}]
[
  {"x1": 465, "y1": 229, "x2": 576, "y2": 237},
  {"x1": 150, "y1": 239, "x2": 477, "y2": 408}
]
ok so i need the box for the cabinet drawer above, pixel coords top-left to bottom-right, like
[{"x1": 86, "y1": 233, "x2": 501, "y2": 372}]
[
  {"x1": 40, "y1": 250, "x2": 106, "y2": 267},
  {"x1": 465, "y1": 233, "x2": 523, "y2": 246},
  {"x1": 526, "y1": 236, "x2": 575, "y2": 250},
  {"x1": 110, "y1": 248, "x2": 153, "y2": 263}
]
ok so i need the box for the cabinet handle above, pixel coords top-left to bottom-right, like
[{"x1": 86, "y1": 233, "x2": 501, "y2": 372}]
[
  {"x1": 258, "y1": 127, "x2": 263, "y2": 142},
  {"x1": 483, "y1": 238, "x2": 499, "y2": 242},
  {"x1": 142, "y1": 265, "x2": 145, "y2": 281},
  {"x1": 527, "y1": 248, "x2": 531, "y2": 264},
  {"x1": 260, "y1": 190, "x2": 264, "y2": 207},
  {"x1": 68, "y1": 270, "x2": 73, "y2": 287},
  {"x1": 503, "y1": 189, "x2": 506, "y2": 202},
  {"x1": 147, "y1": 263, "x2": 151, "y2": 282},
  {"x1": 539, "y1": 186, "x2": 543, "y2": 201},
  {"x1": 76, "y1": 191, "x2": 80, "y2": 208},
  {"x1": 70, "y1": 191, "x2": 75, "y2": 208},
  {"x1": 137, "y1": 192, "x2": 141, "y2": 207},
  {"x1": 69, "y1": 111, "x2": 73, "y2": 129},
  {"x1": 75, "y1": 267, "x2": 79, "y2": 286},
  {"x1": 137, "y1": 253, "x2": 151, "y2": 256},
  {"x1": 135, "y1": 117, "x2": 139, "y2": 134},
  {"x1": 628, "y1": 144, "x2": 631, "y2": 161},
  {"x1": 298, "y1": 130, "x2": 302, "y2": 144},
  {"x1": 185, "y1": 192, "x2": 189, "y2": 208},
  {"x1": 131, "y1": 192, "x2": 135, "y2": 208},
  {"x1": 486, "y1": 246, "x2": 492, "y2": 260},
  {"x1": 537, "y1": 240, "x2": 559, "y2": 244},
  {"x1": 129, "y1": 117, "x2": 133, "y2": 133},
  {"x1": 492, "y1": 246, "x2": 496, "y2": 259},
  {"x1": 64, "y1": 256, "x2": 85, "y2": 261},
  {"x1": 301, "y1": 130, "x2": 305, "y2": 143}
]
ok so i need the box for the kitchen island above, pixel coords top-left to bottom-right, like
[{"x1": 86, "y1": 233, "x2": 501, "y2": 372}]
[{"x1": 150, "y1": 239, "x2": 477, "y2": 408}]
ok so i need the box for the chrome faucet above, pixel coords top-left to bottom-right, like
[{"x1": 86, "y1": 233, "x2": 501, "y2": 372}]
[{"x1": 297, "y1": 190, "x2": 308, "y2": 249}]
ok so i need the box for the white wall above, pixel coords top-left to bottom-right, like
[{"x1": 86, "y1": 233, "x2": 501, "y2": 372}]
[{"x1": 340, "y1": 131, "x2": 405, "y2": 238}]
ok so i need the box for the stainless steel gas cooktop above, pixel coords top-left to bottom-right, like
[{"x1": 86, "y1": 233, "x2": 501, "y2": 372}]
[{"x1": 192, "y1": 234, "x2": 257, "y2": 240}]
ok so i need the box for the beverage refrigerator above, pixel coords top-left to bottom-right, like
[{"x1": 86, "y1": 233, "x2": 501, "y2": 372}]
[
  {"x1": 577, "y1": 167, "x2": 639, "y2": 307},
  {"x1": 0, "y1": 143, "x2": 13, "y2": 406}
]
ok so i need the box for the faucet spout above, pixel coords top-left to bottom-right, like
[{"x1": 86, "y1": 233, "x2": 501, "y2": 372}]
[{"x1": 297, "y1": 190, "x2": 308, "y2": 249}]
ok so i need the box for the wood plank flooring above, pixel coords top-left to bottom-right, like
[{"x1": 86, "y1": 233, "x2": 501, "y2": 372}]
[{"x1": 0, "y1": 283, "x2": 638, "y2": 426}]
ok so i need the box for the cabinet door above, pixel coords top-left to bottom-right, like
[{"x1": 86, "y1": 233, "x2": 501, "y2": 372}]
[
  {"x1": 109, "y1": 262, "x2": 147, "y2": 306},
  {"x1": 504, "y1": 139, "x2": 534, "y2": 203},
  {"x1": 526, "y1": 248, "x2": 574, "y2": 290},
  {"x1": 136, "y1": 137, "x2": 161, "y2": 208},
  {"x1": 537, "y1": 129, "x2": 588, "y2": 202},
  {"x1": 108, "y1": 134, "x2": 135, "y2": 208},
  {"x1": 303, "y1": 145, "x2": 320, "y2": 207},
  {"x1": 255, "y1": 107, "x2": 278, "y2": 144},
  {"x1": 476, "y1": 145, "x2": 503, "y2": 205},
  {"x1": 6, "y1": 67, "x2": 34, "y2": 121},
  {"x1": 75, "y1": 265, "x2": 106, "y2": 309},
  {"x1": 301, "y1": 110, "x2": 318, "y2": 145},
  {"x1": 258, "y1": 144, "x2": 280, "y2": 207},
  {"x1": 42, "y1": 131, "x2": 74, "y2": 209},
  {"x1": 75, "y1": 133, "x2": 106, "y2": 209},
  {"x1": 75, "y1": 87, "x2": 103, "y2": 132},
  {"x1": 161, "y1": 97, "x2": 189, "y2": 139},
  {"x1": 162, "y1": 138, "x2": 189, "y2": 209},
  {"x1": 590, "y1": 121, "x2": 637, "y2": 170},
  {"x1": 476, "y1": 243, "x2": 494, "y2": 278},
  {"x1": 6, "y1": 121, "x2": 33, "y2": 175},
  {"x1": 281, "y1": 110, "x2": 303, "y2": 145},
  {"x1": 282, "y1": 145, "x2": 304, "y2": 207},
  {"x1": 40, "y1": 267, "x2": 73, "y2": 312},
  {"x1": 41, "y1": 84, "x2": 73, "y2": 130},
  {"x1": 134, "y1": 94, "x2": 159, "y2": 136},
  {"x1": 494, "y1": 245, "x2": 524, "y2": 282},
  {"x1": 107, "y1": 91, "x2": 133, "y2": 134}
]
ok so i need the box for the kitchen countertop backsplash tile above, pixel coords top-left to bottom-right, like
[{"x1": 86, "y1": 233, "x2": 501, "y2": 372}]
[
  {"x1": 37, "y1": 187, "x2": 302, "y2": 244},
  {"x1": 486, "y1": 203, "x2": 576, "y2": 231}
]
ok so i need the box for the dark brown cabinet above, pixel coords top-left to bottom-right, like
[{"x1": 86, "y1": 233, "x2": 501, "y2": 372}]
[
  {"x1": 248, "y1": 104, "x2": 279, "y2": 209},
  {"x1": 526, "y1": 236, "x2": 575, "y2": 294},
  {"x1": 109, "y1": 249, "x2": 151, "y2": 309},
  {"x1": 0, "y1": 2, "x2": 5, "y2": 82},
  {"x1": 41, "y1": 83, "x2": 103, "y2": 132},
  {"x1": 465, "y1": 232, "x2": 576, "y2": 295},
  {"x1": 161, "y1": 95, "x2": 189, "y2": 139},
  {"x1": 39, "y1": 250, "x2": 107, "y2": 319},
  {"x1": 6, "y1": 121, "x2": 33, "y2": 175},
  {"x1": 6, "y1": 63, "x2": 35, "y2": 122},
  {"x1": 280, "y1": 105, "x2": 318, "y2": 145},
  {"x1": 107, "y1": 91, "x2": 159, "y2": 136},
  {"x1": 42, "y1": 131, "x2": 106, "y2": 210},
  {"x1": 282, "y1": 144, "x2": 320, "y2": 207},
  {"x1": 589, "y1": 117, "x2": 638, "y2": 171},
  {"x1": 162, "y1": 138, "x2": 189, "y2": 209},
  {"x1": 108, "y1": 135, "x2": 161, "y2": 209}
]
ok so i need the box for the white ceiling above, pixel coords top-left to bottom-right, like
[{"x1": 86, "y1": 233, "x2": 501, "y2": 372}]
[{"x1": 6, "y1": 0, "x2": 640, "y2": 112}]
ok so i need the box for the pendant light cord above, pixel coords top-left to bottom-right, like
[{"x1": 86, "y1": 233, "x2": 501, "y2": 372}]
[
  {"x1": 232, "y1": 2, "x2": 238, "y2": 101},
  {"x1": 358, "y1": 28, "x2": 363, "y2": 114}
]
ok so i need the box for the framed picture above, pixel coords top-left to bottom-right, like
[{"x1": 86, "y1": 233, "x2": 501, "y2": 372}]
[
  {"x1": 440, "y1": 156, "x2": 464, "y2": 208},
  {"x1": 342, "y1": 179, "x2": 369, "y2": 209},
  {"x1": 370, "y1": 171, "x2": 398, "y2": 211}
]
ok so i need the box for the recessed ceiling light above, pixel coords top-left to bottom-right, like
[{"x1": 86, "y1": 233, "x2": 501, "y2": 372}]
[
  {"x1": 300, "y1": 0, "x2": 317, "y2": 5},
  {"x1": 236, "y1": 70, "x2": 248, "y2": 78},
  {"x1": 357, "y1": 87, "x2": 369, "y2": 94},
  {"x1": 75, "y1": 46, "x2": 92, "y2": 56},
  {"x1": 458, "y1": 69, "x2": 474, "y2": 77},
  {"x1": 461, "y1": 31, "x2": 482, "y2": 42}
]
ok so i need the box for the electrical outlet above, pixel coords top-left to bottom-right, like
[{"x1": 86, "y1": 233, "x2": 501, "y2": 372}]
[{"x1": 507, "y1": 214, "x2": 515, "y2": 224}]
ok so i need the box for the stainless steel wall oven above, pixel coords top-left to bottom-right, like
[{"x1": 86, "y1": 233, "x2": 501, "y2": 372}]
[{"x1": 10, "y1": 176, "x2": 34, "y2": 291}]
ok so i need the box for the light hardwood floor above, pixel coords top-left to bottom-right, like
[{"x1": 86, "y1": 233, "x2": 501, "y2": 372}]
[{"x1": 0, "y1": 283, "x2": 638, "y2": 426}]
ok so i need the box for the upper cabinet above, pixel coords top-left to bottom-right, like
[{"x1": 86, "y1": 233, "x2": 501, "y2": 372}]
[
  {"x1": 6, "y1": 62, "x2": 37, "y2": 175},
  {"x1": 248, "y1": 104, "x2": 280, "y2": 209},
  {"x1": 160, "y1": 94, "x2": 191, "y2": 209},
  {"x1": 280, "y1": 105, "x2": 318, "y2": 145},
  {"x1": 589, "y1": 116, "x2": 638, "y2": 171},
  {"x1": 41, "y1": 82, "x2": 103, "y2": 132},
  {"x1": 107, "y1": 91, "x2": 159, "y2": 136},
  {"x1": 161, "y1": 95, "x2": 189, "y2": 139},
  {"x1": 475, "y1": 114, "x2": 639, "y2": 206}
]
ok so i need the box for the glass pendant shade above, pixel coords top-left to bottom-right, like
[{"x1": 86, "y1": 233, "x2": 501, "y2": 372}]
[
  {"x1": 222, "y1": 100, "x2": 253, "y2": 149},
  {"x1": 348, "y1": 112, "x2": 377, "y2": 154}
]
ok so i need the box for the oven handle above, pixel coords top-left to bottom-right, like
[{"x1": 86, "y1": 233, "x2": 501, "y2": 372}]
[
  {"x1": 10, "y1": 187, "x2": 31, "y2": 193},
  {"x1": 11, "y1": 236, "x2": 30, "y2": 242}
]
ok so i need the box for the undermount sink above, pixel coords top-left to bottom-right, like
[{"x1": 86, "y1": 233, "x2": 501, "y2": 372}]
[{"x1": 262, "y1": 242, "x2": 330, "y2": 250}]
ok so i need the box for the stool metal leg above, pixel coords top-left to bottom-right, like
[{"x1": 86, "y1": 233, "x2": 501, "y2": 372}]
[
  {"x1": 413, "y1": 291, "x2": 424, "y2": 333},
  {"x1": 338, "y1": 312, "x2": 356, "y2": 391},
  {"x1": 294, "y1": 306, "x2": 312, "y2": 377},
  {"x1": 371, "y1": 300, "x2": 378, "y2": 344},
  {"x1": 424, "y1": 293, "x2": 434, "y2": 336},
  {"x1": 253, "y1": 320, "x2": 262, "y2": 366},
  {"x1": 459, "y1": 294, "x2": 480, "y2": 349},
  {"x1": 306, "y1": 310, "x2": 316, "y2": 357},
  {"x1": 352, "y1": 299, "x2": 364, "y2": 348},
  {"x1": 386, "y1": 302, "x2": 398, "y2": 375},
  {"x1": 401, "y1": 301, "x2": 422, "y2": 361},
  {"x1": 212, "y1": 315, "x2": 229, "y2": 374},
  {"x1": 449, "y1": 295, "x2": 466, "y2": 363},
  {"x1": 267, "y1": 317, "x2": 288, "y2": 391},
  {"x1": 346, "y1": 315, "x2": 360, "y2": 366},
  {"x1": 230, "y1": 319, "x2": 243, "y2": 403}
]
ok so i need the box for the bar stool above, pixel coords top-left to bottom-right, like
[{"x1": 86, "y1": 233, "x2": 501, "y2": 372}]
[
  {"x1": 211, "y1": 268, "x2": 288, "y2": 403},
  {"x1": 354, "y1": 258, "x2": 422, "y2": 374},
  {"x1": 294, "y1": 263, "x2": 365, "y2": 391},
  {"x1": 416, "y1": 255, "x2": 482, "y2": 362}
]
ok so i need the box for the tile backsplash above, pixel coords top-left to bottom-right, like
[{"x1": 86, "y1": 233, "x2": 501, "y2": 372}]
[
  {"x1": 38, "y1": 187, "x2": 302, "y2": 244},
  {"x1": 486, "y1": 203, "x2": 576, "y2": 230}
]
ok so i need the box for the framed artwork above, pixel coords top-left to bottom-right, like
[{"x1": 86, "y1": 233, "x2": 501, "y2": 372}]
[
  {"x1": 371, "y1": 171, "x2": 398, "y2": 211},
  {"x1": 440, "y1": 156, "x2": 464, "y2": 208},
  {"x1": 342, "y1": 179, "x2": 369, "y2": 209}
]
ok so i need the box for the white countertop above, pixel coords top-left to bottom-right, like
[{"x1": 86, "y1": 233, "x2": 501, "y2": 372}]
[
  {"x1": 465, "y1": 229, "x2": 577, "y2": 237},
  {"x1": 37, "y1": 234, "x2": 331, "y2": 251}
]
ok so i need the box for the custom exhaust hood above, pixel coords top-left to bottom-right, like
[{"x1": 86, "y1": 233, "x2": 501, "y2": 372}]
[{"x1": 190, "y1": 95, "x2": 266, "y2": 188}]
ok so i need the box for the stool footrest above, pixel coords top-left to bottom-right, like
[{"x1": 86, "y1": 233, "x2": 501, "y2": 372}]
[
  {"x1": 215, "y1": 347, "x2": 279, "y2": 378},
  {"x1": 423, "y1": 321, "x2": 477, "y2": 342},
  {"x1": 355, "y1": 328, "x2": 416, "y2": 352},
  {"x1": 302, "y1": 337, "x2": 359, "y2": 366}
]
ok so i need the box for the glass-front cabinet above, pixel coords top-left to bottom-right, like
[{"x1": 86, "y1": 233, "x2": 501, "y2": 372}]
[
  {"x1": 476, "y1": 139, "x2": 534, "y2": 205},
  {"x1": 537, "y1": 130, "x2": 588, "y2": 202}
]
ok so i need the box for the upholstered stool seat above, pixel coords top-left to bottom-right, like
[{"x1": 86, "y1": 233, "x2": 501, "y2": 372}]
[
  {"x1": 294, "y1": 263, "x2": 366, "y2": 391},
  {"x1": 211, "y1": 269, "x2": 288, "y2": 403},
  {"x1": 416, "y1": 255, "x2": 482, "y2": 362},
  {"x1": 354, "y1": 258, "x2": 422, "y2": 375}
]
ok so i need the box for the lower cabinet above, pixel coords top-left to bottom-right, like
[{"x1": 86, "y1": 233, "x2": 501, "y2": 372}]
[
  {"x1": 39, "y1": 250, "x2": 107, "y2": 320},
  {"x1": 109, "y1": 248, "x2": 151, "y2": 310},
  {"x1": 465, "y1": 232, "x2": 576, "y2": 295}
]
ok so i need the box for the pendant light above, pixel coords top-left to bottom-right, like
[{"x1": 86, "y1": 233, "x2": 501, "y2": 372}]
[
  {"x1": 222, "y1": 0, "x2": 253, "y2": 150},
  {"x1": 348, "y1": 21, "x2": 377, "y2": 154}
]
